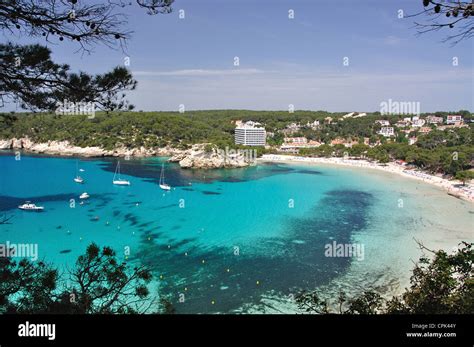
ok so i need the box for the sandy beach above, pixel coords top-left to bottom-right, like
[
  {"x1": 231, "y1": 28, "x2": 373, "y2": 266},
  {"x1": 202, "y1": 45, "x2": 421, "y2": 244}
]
[{"x1": 258, "y1": 154, "x2": 474, "y2": 203}]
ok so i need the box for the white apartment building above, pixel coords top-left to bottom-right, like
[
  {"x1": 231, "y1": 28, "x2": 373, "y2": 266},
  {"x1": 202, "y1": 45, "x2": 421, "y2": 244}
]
[
  {"x1": 446, "y1": 115, "x2": 463, "y2": 125},
  {"x1": 235, "y1": 123, "x2": 266, "y2": 146},
  {"x1": 378, "y1": 127, "x2": 395, "y2": 137}
]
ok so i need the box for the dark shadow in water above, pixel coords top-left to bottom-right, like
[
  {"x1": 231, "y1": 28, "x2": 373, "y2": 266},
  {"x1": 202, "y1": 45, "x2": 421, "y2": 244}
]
[
  {"x1": 138, "y1": 221, "x2": 154, "y2": 228},
  {"x1": 2, "y1": 152, "x2": 324, "y2": 188},
  {"x1": 294, "y1": 169, "x2": 323, "y2": 175},
  {"x1": 154, "y1": 204, "x2": 177, "y2": 211},
  {"x1": 123, "y1": 213, "x2": 139, "y2": 226},
  {"x1": 134, "y1": 188, "x2": 373, "y2": 313},
  {"x1": 98, "y1": 159, "x2": 314, "y2": 187}
]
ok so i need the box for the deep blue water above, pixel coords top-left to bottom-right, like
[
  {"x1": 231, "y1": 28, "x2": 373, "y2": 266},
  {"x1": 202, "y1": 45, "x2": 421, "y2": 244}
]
[{"x1": 0, "y1": 151, "x2": 472, "y2": 313}]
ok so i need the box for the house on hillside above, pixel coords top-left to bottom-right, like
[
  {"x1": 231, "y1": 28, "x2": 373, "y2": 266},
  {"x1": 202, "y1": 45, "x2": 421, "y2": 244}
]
[
  {"x1": 378, "y1": 127, "x2": 395, "y2": 137},
  {"x1": 446, "y1": 115, "x2": 463, "y2": 126},
  {"x1": 375, "y1": 120, "x2": 390, "y2": 126},
  {"x1": 426, "y1": 115, "x2": 443, "y2": 124}
]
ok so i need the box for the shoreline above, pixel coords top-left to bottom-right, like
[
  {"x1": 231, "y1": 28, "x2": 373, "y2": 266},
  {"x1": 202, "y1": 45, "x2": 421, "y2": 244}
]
[
  {"x1": 1, "y1": 139, "x2": 473, "y2": 203},
  {"x1": 1, "y1": 148, "x2": 471, "y2": 314},
  {"x1": 0, "y1": 139, "x2": 250, "y2": 169},
  {"x1": 258, "y1": 154, "x2": 474, "y2": 203},
  {"x1": 0, "y1": 138, "x2": 181, "y2": 158}
]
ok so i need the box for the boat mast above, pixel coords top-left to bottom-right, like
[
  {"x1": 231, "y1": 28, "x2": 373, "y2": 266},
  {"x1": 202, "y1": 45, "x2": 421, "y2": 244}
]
[
  {"x1": 160, "y1": 163, "x2": 165, "y2": 185},
  {"x1": 114, "y1": 161, "x2": 120, "y2": 181}
]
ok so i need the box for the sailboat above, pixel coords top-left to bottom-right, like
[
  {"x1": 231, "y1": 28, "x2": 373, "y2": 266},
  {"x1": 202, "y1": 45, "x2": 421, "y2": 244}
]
[
  {"x1": 159, "y1": 163, "x2": 171, "y2": 191},
  {"x1": 113, "y1": 161, "x2": 131, "y2": 186},
  {"x1": 74, "y1": 160, "x2": 84, "y2": 183}
]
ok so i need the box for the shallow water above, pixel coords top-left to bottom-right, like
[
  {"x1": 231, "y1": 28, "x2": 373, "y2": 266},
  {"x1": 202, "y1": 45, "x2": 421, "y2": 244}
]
[{"x1": 0, "y1": 152, "x2": 472, "y2": 313}]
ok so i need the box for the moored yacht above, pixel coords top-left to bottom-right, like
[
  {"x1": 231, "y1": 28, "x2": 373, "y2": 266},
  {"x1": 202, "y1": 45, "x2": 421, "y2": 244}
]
[
  {"x1": 159, "y1": 163, "x2": 171, "y2": 191},
  {"x1": 18, "y1": 202, "x2": 44, "y2": 211},
  {"x1": 113, "y1": 161, "x2": 131, "y2": 186},
  {"x1": 74, "y1": 160, "x2": 85, "y2": 183},
  {"x1": 79, "y1": 192, "x2": 90, "y2": 199}
]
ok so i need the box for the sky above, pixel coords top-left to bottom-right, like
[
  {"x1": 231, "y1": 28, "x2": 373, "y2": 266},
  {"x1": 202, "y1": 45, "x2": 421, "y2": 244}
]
[{"x1": 3, "y1": 0, "x2": 474, "y2": 112}]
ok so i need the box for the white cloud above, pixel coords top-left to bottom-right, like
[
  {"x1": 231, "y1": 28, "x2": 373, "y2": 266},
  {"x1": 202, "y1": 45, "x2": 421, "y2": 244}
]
[
  {"x1": 133, "y1": 68, "x2": 265, "y2": 77},
  {"x1": 127, "y1": 66, "x2": 473, "y2": 112}
]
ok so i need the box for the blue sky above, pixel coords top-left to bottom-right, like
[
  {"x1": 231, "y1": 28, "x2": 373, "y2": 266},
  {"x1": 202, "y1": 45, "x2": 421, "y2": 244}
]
[{"x1": 4, "y1": 0, "x2": 473, "y2": 112}]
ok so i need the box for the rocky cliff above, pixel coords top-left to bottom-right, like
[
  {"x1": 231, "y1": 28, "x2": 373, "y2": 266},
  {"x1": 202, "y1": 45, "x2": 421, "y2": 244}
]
[
  {"x1": 0, "y1": 138, "x2": 254, "y2": 169},
  {"x1": 0, "y1": 138, "x2": 181, "y2": 158},
  {"x1": 169, "y1": 144, "x2": 253, "y2": 169}
]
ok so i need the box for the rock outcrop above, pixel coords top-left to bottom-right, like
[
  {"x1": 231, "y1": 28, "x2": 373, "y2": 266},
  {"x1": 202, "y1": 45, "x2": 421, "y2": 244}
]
[
  {"x1": 1, "y1": 138, "x2": 112, "y2": 157},
  {"x1": 0, "y1": 138, "x2": 254, "y2": 168},
  {"x1": 169, "y1": 144, "x2": 254, "y2": 169},
  {"x1": 0, "y1": 137, "x2": 185, "y2": 158}
]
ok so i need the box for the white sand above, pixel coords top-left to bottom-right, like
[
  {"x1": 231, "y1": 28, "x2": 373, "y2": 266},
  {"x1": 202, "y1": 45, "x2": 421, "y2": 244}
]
[{"x1": 258, "y1": 154, "x2": 474, "y2": 203}]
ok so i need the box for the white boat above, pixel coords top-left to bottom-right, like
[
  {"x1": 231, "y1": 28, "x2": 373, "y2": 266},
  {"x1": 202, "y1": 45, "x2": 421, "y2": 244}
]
[
  {"x1": 159, "y1": 163, "x2": 171, "y2": 191},
  {"x1": 113, "y1": 161, "x2": 131, "y2": 186},
  {"x1": 74, "y1": 176, "x2": 84, "y2": 183},
  {"x1": 18, "y1": 201, "x2": 44, "y2": 211},
  {"x1": 74, "y1": 160, "x2": 85, "y2": 183},
  {"x1": 79, "y1": 192, "x2": 90, "y2": 199}
]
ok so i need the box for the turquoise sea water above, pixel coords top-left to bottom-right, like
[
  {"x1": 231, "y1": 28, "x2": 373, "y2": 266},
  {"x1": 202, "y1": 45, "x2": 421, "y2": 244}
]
[{"x1": 1, "y1": 152, "x2": 472, "y2": 313}]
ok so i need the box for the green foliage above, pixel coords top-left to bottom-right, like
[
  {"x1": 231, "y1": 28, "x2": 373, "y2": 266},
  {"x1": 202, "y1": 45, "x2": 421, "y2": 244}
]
[
  {"x1": 296, "y1": 242, "x2": 474, "y2": 314},
  {"x1": 299, "y1": 144, "x2": 334, "y2": 157},
  {"x1": 346, "y1": 291, "x2": 383, "y2": 314},
  {"x1": 455, "y1": 170, "x2": 474, "y2": 185},
  {"x1": 204, "y1": 144, "x2": 215, "y2": 153},
  {"x1": 0, "y1": 43, "x2": 136, "y2": 111},
  {"x1": 267, "y1": 132, "x2": 284, "y2": 146},
  {"x1": 386, "y1": 242, "x2": 474, "y2": 314},
  {"x1": 1, "y1": 111, "x2": 472, "y2": 176},
  {"x1": 296, "y1": 125, "x2": 473, "y2": 176},
  {"x1": 0, "y1": 243, "x2": 161, "y2": 314}
]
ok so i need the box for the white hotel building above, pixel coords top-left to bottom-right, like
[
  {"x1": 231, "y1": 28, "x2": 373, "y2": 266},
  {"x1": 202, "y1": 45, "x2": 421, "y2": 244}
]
[{"x1": 235, "y1": 123, "x2": 266, "y2": 146}]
